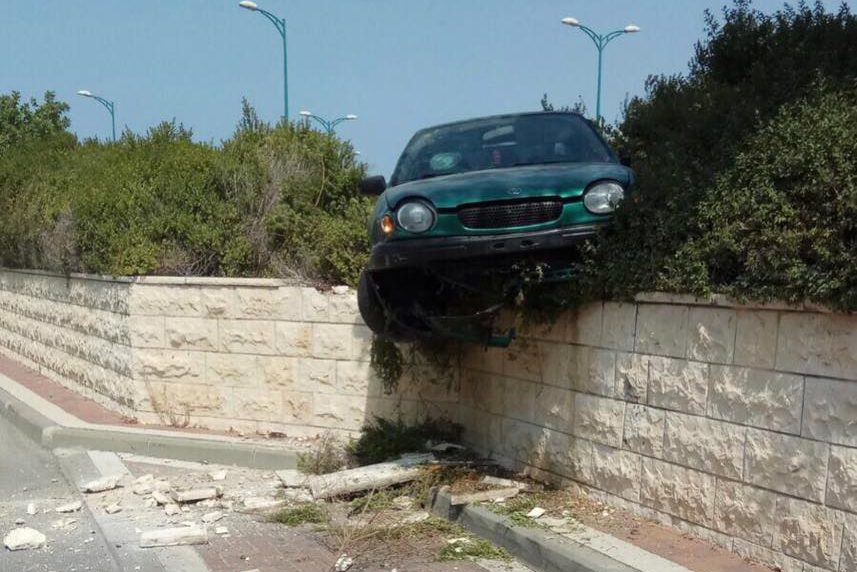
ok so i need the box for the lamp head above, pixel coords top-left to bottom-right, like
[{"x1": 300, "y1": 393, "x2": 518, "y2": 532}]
[
  {"x1": 624, "y1": 25, "x2": 641, "y2": 33},
  {"x1": 299, "y1": 110, "x2": 312, "y2": 117},
  {"x1": 239, "y1": 1, "x2": 259, "y2": 11},
  {"x1": 345, "y1": 114, "x2": 358, "y2": 121},
  {"x1": 561, "y1": 17, "x2": 580, "y2": 27},
  {"x1": 77, "y1": 90, "x2": 93, "y2": 97}
]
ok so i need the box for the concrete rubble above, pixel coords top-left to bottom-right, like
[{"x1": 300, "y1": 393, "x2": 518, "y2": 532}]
[
  {"x1": 208, "y1": 470, "x2": 227, "y2": 481},
  {"x1": 26, "y1": 502, "x2": 36, "y2": 515},
  {"x1": 526, "y1": 507, "x2": 546, "y2": 519},
  {"x1": 139, "y1": 526, "x2": 208, "y2": 548},
  {"x1": 4, "y1": 527, "x2": 46, "y2": 551},
  {"x1": 202, "y1": 511, "x2": 223, "y2": 523},
  {"x1": 334, "y1": 553, "x2": 354, "y2": 571},
  {"x1": 82, "y1": 475, "x2": 121, "y2": 493},
  {"x1": 105, "y1": 503, "x2": 123, "y2": 514},
  {"x1": 171, "y1": 487, "x2": 222, "y2": 503},
  {"x1": 55, "y1": 501, "x2": 83, "y2": 513}
]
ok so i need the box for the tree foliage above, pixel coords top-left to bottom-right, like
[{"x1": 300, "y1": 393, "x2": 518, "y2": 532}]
[{"x1": 0, "y1": 91, "x2": 71, "y2": 151}]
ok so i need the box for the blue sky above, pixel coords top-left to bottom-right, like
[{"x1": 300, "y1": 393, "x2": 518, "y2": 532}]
[{"x1": 2, "y1": 0, "x2": 848, "y2": 176}]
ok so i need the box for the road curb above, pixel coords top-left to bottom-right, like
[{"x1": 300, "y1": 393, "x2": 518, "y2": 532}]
[
  {"x1": 0, "y1": 383, "x2": 298, "y2": 470},
  {"x1": 429, "y1": 487, "x2": 638, "y2": 572}
]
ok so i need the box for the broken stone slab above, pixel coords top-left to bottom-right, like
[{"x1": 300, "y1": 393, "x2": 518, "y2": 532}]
[
  {"x1": 171, "y1": 487, "x2": 222, "y2": 503},
  {"x1": 526, "y1": 507, "x2": 546, "y2": 519},
  {"x1": 55, "y1": 501, "x2": 83, "y2": 513},
  {"x1": 197, "y1": 499, "x2": 220, "y2": 509},
  {"x1": 139, "y1": 526, "x2": 207, "y2": 548},
  {"x1": 51, "y1": 518, "x2": 77, "y2": 530},
  {"x1": 308, "y1": 454, "x2": 434, "y2": 499},
  {"x1": 275, "y1": 469, "x2": 309, "y2": 488},
  {"x1": 164, "y1": 504, "x2": 182, "y2": 516},
  {"x1": 105, "y1": 503, "x2": 123, "y2": 515},
  {"x1": 282, "y1": 489, "x2": 313, "y2": 503},
  {"x1": 4, "y1": 527, "x2": 46, "y2": 551},
  {"x1": 144, "y1": 498, "x2": 158, "y2": 508},
  {"x1": 82, "y1": 476, "x2": 121, "y2": 493},
  {"x1": 480, "y1": 475, "x2": 543, "y2": 492},
  {"x1": 448, "y1": 487, "x2": 521, "y2": 506},
  {"x1": 152, "y1": 491, "x2": 171, "y2": 506},
  {"x1": 208, "y1": 470, "x2": 227, "y2": 482},
  {"x1": 132, "y1": 482, "x2": 153, "y2": 495},
  {"x1": 202, "y1": 511, "x2": 223, "y2": 524},
  {"x1": 134, "y1": 474, "x2": 154, "y2": 485},
  {"x1": 26, "y1": 503, "x2": 36, "y2": 515},
  {"x1": 241, "y1": 497, "x2": 286, "y2": 512}
]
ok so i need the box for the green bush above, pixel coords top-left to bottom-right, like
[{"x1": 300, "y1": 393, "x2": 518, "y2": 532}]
[
  {"x1": 661, "y1": 90, "x2": 857, "y2": 309},
  {"x1": 0, "y1": 99, "x2": 371, "y2": 286}
]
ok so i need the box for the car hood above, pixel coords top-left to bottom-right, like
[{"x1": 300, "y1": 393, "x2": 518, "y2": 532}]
[{"x1": 384, "y1": 163, "x2": 632, "y2": 210}]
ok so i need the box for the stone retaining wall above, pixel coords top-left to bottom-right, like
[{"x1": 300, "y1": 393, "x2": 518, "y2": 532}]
[
  {"x1": 457, "y1": 296, "x2": 857, "y2": 572},
  {"x1": 0, "y1": 268, "x2": 456, "y2": 436}
]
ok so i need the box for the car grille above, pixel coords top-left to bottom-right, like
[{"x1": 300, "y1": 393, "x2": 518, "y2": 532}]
[{"x1": 458, "y1": 200, "x2": 563, "y2": 229}]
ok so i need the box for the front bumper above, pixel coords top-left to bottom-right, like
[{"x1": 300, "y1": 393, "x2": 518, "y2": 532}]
[{"x1": 367, "y1": 224, "x2": 607, "y2": 271}]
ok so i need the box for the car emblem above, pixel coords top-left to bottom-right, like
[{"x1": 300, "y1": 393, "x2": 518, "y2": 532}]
[{"x1": 508, "y1": 188, "x2": 523, "y2": 196}]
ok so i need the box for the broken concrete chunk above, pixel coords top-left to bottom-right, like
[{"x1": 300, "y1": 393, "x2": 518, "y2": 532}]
[
  {"x1": 164, "y1": 504, "x2": 182, "y2": 516},
  {"x1": 215, "y1": 526, "x2": 229, "y2": 535},
  {"x1": 208, "y1": 470, "x2": 227, "y2": 482},
  {"x1": 26, "y1": 503, "x2": 36, "y2": 515},
  {"x1": 197, "y1": 499, "x2": 220, "y2": 509},
  {"x1": 308, "y1": 454, "x2": 434, "y2": 499},
  {"x1": 171, "y1": 487, "x2": 222, "y2": 503},
  {"x1": 144, "y1": 498, "x2": 158, "y2": 508},
  {"x1": 275, "y1": 469, "x2": 309, "y2": 488},
  {"x1": 449, "y1": 487, "x2": 521, "y2": 506},
  {"x1": 132, "y1": 483, "x2": 153, "y2": 496},
  {"x1": 134, "y1": 474, "x2": 154, "y2": 485},
  {"x1": 51, "y1": 518, "x2": 77, "y2": 530},
  {"x1": 153, "y1": 480, "x2": 171, "y2": 492},
  {"x1": 82, "y1": 476, "x2": 121, "y2": 493},
  {"x1": 202, "y1": 511, "x2": 223, "y2": 524},
  {"x1": 335, "y1": 554, "x2": 354, "y2": 572},
  {"x1": 242, "y1": 497, "x2": 285, "y2": 512},
  {"x1": 282, "y1": 489, "x2": 313, "y2": 503},
  {"x1": 526, "y1": 507, "x2": 546, "y2": 519},
  {"x1": 55, "y1": 501, "x2": 83, "y2": 513},
  {"x1": 4, "y1": 528, "x2": 46, "y2": 551},
  {"x1": 105, "y1": 503, "x2": 123, "y2": 515},
  {"x1": 139, "y1": 526, "x2": 207, "y2": 548},
  {"x1": 152, "y1": 491, "x2": 171, "y2": 506}
]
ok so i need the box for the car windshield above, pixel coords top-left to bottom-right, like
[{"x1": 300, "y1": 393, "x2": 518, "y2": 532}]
[{"x1": 390, "y1": 113, "x2": 614, "y2": 186}]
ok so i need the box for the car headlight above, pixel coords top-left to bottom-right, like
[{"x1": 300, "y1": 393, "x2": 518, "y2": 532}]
[
  {"x1": 396, "y1": 200, "x2": 435, "y2": 233},
  {"x1": 584, "y1": 181, "x2": 625, "y2": 214}
]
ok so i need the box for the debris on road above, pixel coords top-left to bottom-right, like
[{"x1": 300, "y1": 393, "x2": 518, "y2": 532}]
[
  {"x1": 202, "y1": 511, "x2": 223, "y2": 524},
  {"x1": 4, "y1": 527, "x2": 46, "y2": 551},
  {"x1": 334, "y1": 553, "x2": 354, "y2": 571},
  {"x1": 526, "y1": 507, "x2": 546, "y2": 519},
  {"x1": 140, "y1": 526, "x2": 208, "y2": 548},
  {"x1": 55, "y1": 501, "x2": 83, "y2": 513},
  {"x1": 26, "y1": 502, "x2": 36, "y2": 515},
  {"x1": 429, "y1": 442, "x2": 466, "y2": 453},
  {"x1": 308, "y1": 454, "x2": 434, "y2": 499},
  {"x1": 164, "y1": 504, "x2": 182, "y2": 516},
  {"x1": 241, "y1": 497, "x2": 285, "y2": 512},
  {"x1": 275, "y1": 469, "x2": 309, "y2": 488},
  {"x1": 215, "y1": 526, "x2": 229, "y2": 535},
  {"x1": 51, "y1": 518, "x2": 77, "y2": 530},
  {"x1": 171, "y1": 487, "x2": 222, "y2": 503},
  {"x1": 152, "y1": 491, "x2": 171, "y2": 506},
  {"x1": 82, "y1": 476, "x2": 121, "y2": 493},
  {"x1": 208, "y1": 470, "x2": 227, "y2": 482},
  {"x1": 449, "y1": 487, "x2": 521, "y2": 506},
  {"x1": 105, "y1": 503, "x2": 123, "y2": 515}
]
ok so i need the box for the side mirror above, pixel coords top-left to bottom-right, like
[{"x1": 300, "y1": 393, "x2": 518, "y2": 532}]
[
  {"x1": 359, "y1": 175, "x2": 387, "y2": 196},
  {"x1": 619, "y1": 154, "x2": 632, "y2": 168}
]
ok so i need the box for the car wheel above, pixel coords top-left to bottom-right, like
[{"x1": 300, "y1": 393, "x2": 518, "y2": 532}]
[{"x1": 357, "y1": 270, "x2": 415, "y2": 342}]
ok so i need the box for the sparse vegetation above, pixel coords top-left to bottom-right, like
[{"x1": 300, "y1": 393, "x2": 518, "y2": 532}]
[
  {"x1": 347, "y1": 416, "x2": 463, "y2": 466},
  {"x1": 438, "y1": 536, "x2": 511, "y2": 562},
  {"x1": 297, "y1": 431, "x2": 347, "y2": 475},
  {"x1": 270, "y1": 503, "x2": 328, "y2": 527}
]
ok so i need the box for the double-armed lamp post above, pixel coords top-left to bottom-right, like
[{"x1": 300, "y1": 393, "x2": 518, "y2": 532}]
[
  {"x1": 239, "y1": 1, "x2": 289, "y2": 120},
  {"x1": 561, "y1": 17, "x2": 640, "y2": 123},
  {"x1": 76, "y1": 90, "x2": 116, "y2": 141},
  {"x1": 299, "y1": 111, "x2": 358, "y2": 135}
]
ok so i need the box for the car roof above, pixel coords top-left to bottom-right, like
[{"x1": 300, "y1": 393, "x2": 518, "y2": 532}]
[{"x1": 414, "y1": 111, "x2": 587, "y2": 135}]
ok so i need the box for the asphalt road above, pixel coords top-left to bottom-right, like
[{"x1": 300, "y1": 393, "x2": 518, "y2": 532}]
[{"x1": 0, "y1": 414, "x2": 120, "y2": 572}]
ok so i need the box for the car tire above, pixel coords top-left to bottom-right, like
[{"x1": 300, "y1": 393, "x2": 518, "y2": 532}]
[{"x1": 357, "y1": 270, "x2": 415, "y2": 342}]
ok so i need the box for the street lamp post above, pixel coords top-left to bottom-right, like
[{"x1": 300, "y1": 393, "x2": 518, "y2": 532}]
[
  {"x1": 239, "y1": 1, "x2": 289, "y2": 120},
  {"x1": 561, "y1": 17, "x2": 640, "y2": 124},
  {"x1": 299, "y1": 111, "x2": 358, "y2": 135},
  {"x1": 76, "y1": 90, "x2": 116, "y2": 141}
]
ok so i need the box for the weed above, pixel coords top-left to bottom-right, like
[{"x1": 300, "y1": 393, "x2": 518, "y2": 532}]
[
  {"x1": 438, "y1": 537, "x2": 511, "y2": 562},
  {"x1": 348, "y1": 489, "x2": 397, "y2": 515},
  {"x1": 348, "y1": 416, "x2": 463, "y2": 466},
  {"x1": 491, "y1": 494, "x2": 541, "y2": 528},
  {"x1": 270, "y1": 503, "x2": 328, "y2": 527},
  {"x1": 297, "y1": 431, "x2": 347, "y2": 475}
]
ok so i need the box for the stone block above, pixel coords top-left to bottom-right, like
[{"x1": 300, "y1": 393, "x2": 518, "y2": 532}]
[
  {"x1": 825, "y1": 446, "x2": 857, "y2": 513},
  {"x1": 641, "y1": 458, "x2": 715, "y2": 526},
  {"x1": 298, "y1": 358, "x2": 337, "y2": 392},
  {"x1": 281, "y1": 391, "x2": 313, "y2": 424},
  {"x1": 205, "y1": 353, "x2": 259, "y2": 387},
  {"x1": 731, "y1": 538, "x2": 803, "y2": 572},
  {"x1": 539, "y1": 341, "x2": 571, "y2": 387},
  {"x1": 334, "y1": 361, "x2": 380, "y2": 396},
  {"x1": 128, "y1": 316, "x2": 165, "y2": 348},
  {"x1": 708, "y1": 366, "x2": 803, "y2": 434},
  {"x1": 592, "y1": 444, "x2": 641, "y2": 501},
  {"x1": 501, "y1": 418, "x2": 548, "y2": 465},
  {"x1": 232, "y1": 288, "x2": 278, "y2": 319},
  {"x1": 328, "y1": 290, "x2": 361, "y2": 323},
  {"x1": 648, "y1": 357, "x2": 708, "y2": 415},
  {"x1": 777, "y1": 312, "x2": 857, "y2": 379},
  {"x1": 802, "y1": 377, "x2": 857, "y2": 447},
  {"x1": 773, "y1": 497, "x2": 843, "y2": 569},
  {"x1": 502, "y1": 379, "x2": 536, "y2": 423},
  {"x1": 733, "y1": 311, "x2": 779, "y2": 369},
  {"x1": 533, "y1": 385, "x2": 573, "y2": 432},
  {"x1": 686, "y1": 307, "x2": 736, "y2": 363},
  {"x1": 601, "y1": 302, "x2": 637, "y2": 352},
  {"x1": 224, "y1": 387, "x2": 283, "y2": 422},
  {"x1": 274, "y1": 322, "x2": 313, "y2": 357},
  {"x1": 714, "y1": 480, "x2": 777, "y2": 546},
  {"x1": 520, "y1": 313, "x2": 567, "y2": 342},
  {"x1": 313, "y1": 394, "x2": 367, "y2": 430},
  {"x1": 484, "y1": 376, "x2": 506, "y2": 416},
  {"x1": 133, "y1": 350, "x2": 204, "y2": 382},
  {"x1": 840, "y1": 515, "x2": 857, "y2": 572},
  {"x1": 615, "y1": 353, "x2": 649, "y2": 403},
  {"x1": 350, "y1": 325, "x2": 374, "y2": 362},
  {"x1": 145, "y1": 382, "x2": 223, "y2": 416},
  {"x1": 570, "y1": 347, "x2": 616, "y2": 397},
  {"x1": 200, "y1": 288, "x2": 234, "y2": 317},
  {"x1": 301, "y1": 288, "x2": 329, "y2": 322},
  {"x1": 259, "y1": 356, "x2": 297, "y2": 389},
  {"x1": 165, "y1": 318, "x2": 218, "y2": 351},
  {"x1": 663, "y1": 413, "x2": 745, "y2": 479},
  {"x1": 311, "y1": 324, "x2": 353, "y2": 360},
  {"x1": 622, "y1": 404, "x2": 665, "y2": 458},
  {"x1": 635, "y1": 304, "x2": 688, "y2": 358},
  {"x1": 573, "y1": 393, "x2": 625, "y2": 448},
  {"x1": 274, "y1": 287, "x2": 303, "y2": 321},
  {"x1": 503, "y1": 342, "x2": 544, "y2": 382},
  {"x1": 219, "y1": 320, "x2": 276, "y2": 355},
  {"x1": 565, "y1": 303, "x2": 603, "y2": 346},
  {"x1": 544, "y1": 432, "x2": 594, "y2": 484},
  {"x1": 744, "y1": 429, "x2": 828, "y2": 502},
  {"x1": 129, "y1": 285, "x2": 202, "y2": 317}
]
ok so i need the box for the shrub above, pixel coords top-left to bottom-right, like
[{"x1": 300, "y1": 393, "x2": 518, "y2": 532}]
[{"x1": 347, "y1": 417, "x2": 463, "y2": 466}]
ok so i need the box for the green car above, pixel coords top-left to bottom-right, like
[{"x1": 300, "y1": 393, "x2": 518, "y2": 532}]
[{"x1": 357, "y1": 111, "x2": 634, "y2": 346}]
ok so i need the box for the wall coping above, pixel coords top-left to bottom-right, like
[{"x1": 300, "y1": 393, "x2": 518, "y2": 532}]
[{"x1": 632, "y1": 291, "x2": 841, "y2": 314}]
